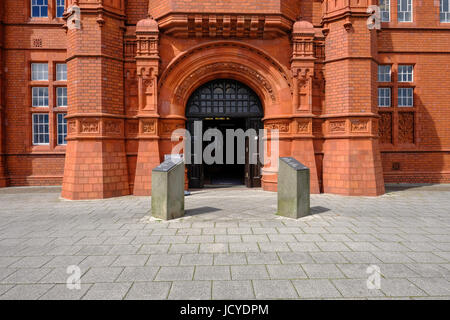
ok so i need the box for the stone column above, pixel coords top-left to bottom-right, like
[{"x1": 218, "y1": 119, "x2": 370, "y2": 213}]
[
  {"x1": 290, "y1": 20, "x2": 320, "y2": 194},
  {"x1": 133, "y1": 15, "x2": 161, "y2": 196},
  {"x1": 0, "y1": 2, "x2": 6, "y2": 188},
  {"x1": 61, "y1": 0, "x2": 130, "y2": 200},
  {"x1": 321, "y1": 0, "x2": 385, "y2": 196}
]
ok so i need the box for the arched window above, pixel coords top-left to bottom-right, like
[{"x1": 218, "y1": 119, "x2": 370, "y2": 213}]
[{"x1": 186, "y1": 79, "x2": 263, "y2": 118}]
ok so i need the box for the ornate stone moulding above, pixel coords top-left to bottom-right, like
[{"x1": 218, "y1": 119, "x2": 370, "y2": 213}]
[
  {"x1": 174, "y1": 62, "x2": 276, "y2": 103},
  {"x1": 160, "y1": 41, "x2": 290, "y2": 86},
  {"x1": 323, "y1": 117, "x2": 379, "y2": 139},
  {"x1": 156, "y1": 13, "x2": 292, "y2": 38},
  {"x1": 66, "y1": 117, "x2": 125, "y2": 140},
  {"x1": 158, "y1": 41, "x2": 292, "y2": 108}
]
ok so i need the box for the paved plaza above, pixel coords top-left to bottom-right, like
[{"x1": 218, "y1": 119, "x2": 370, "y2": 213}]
[{"x1": 0, "y1": 184, "x2": 449, "y2": 300}]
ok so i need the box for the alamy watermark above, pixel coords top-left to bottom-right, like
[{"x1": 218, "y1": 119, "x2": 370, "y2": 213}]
[
  {"x1": 170, "y1": 121, "x2": 280, "y2": 172},
  {"x1": 66, "y1": 265, "x2": 81, "y2": 290},
  {"x1": 367, "y1": 5, "x2": 382, "y2": 30},
  {"x1": 366, "y1": 265, "x2": 382, "y2": 290}
]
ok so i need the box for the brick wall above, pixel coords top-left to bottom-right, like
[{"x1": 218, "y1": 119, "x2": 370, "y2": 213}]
[
  {"x1": 148, "y1": 0, "x2": 300, "y2": 19},
  {"x1": 377, "y1": 0, "x2": 450, "y2": 183},
  {"x1": 0, "y1": 1, "x2": 5, "y2": 187},
  {"x1": 0, "y1": 0, "x2": 449, "y2": 195}
]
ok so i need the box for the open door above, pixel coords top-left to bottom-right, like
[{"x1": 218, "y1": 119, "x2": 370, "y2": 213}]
[
  {"x1": 187, "y1": 119, "x2": 204, "y2": 188},
  {"x1": 245, "y1": 118, "x2": 263, "y2": 188}
]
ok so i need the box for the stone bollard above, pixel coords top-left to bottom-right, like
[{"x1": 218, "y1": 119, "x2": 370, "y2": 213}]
[
  {"x1": 277, "y1": 157, "x2": 310, "y2": 219},
  {"x1": 151, "y1": 158, "x2": 185, "y2": 220}
]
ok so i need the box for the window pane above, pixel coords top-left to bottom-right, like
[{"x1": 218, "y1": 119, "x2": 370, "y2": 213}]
[
  {"x1": 380, "y1": 0, "x2": 391, "y2": 22},
  {"x1": 31, "y1": 0, "x2": 48, "y2": 18},
  {"x1": 32, "y1": 114, "x2": 50, "y2": 145},
  {"x1": 57, "y1": 87, "x2": 67, "y2": 107},
  {"x1": 398, "y1": 0, "x2": 412, "y2": 22},
  {"x1": 56, "y1": 0, "x2": 65, "y2": 18},
  {"x1": 56, "y1": 64, "x2": 67, "y2": 81},
  {"x1": 57, "y1": 113, "x2": 67, "y2": 145},
  {"x1": 378, "y1": 65, "x2": 391, "y2": 82},
  {"x1": 31, "y1": 63, "x2": 48, "y2": 81},
  {"x1": 32, "y1": 87, "x2": 49, "y2": 107},
  {"x1": 398, "y1": 65, "x2": 413, "y2": 82},
  {"x1": 441, "y1": 0, "x2": 450, "y2": 22},
  {"x1": 398, "y1": 88, "x2": 414, "y2": 107},
  {"x1": 378, "y1": 88, "x2": 391, "y2": 107}
]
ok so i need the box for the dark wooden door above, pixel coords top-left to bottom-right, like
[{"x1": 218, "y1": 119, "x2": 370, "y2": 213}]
[
  {"x1": 186, "y1": 79, "x2": 264, "y2": 189},
  {"x1": 187, "y1": 119, "x2": 204, "y2": 188},
  {"x1": 245, "y1": 118, "x2": 263, "y2": 188}
]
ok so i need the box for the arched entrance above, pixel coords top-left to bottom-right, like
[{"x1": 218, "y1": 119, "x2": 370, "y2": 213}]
[{"x1": 186, "y1": 79, "x2": 263, "y2": 189}]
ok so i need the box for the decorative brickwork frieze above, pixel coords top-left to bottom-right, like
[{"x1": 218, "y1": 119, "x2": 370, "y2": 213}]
[
  {"x1": 398, "y1": 112, "x2": 415, "y2": 145},
  {"x1": 379, "y1": 113, "x2": 393, "y2": 144}
]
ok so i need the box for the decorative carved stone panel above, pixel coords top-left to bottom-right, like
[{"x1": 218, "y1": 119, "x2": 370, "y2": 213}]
[
  {"x1": 68, "y1": 120, "x2": 77, "y2": 135},
  {"x1": 104, "y1": 120, "x2": 122, "y2": 135},
  {"x1": 296, "y1": 120, "x2": 311, "y2": 134},
  {"x1": 265, "y1": 121, "x2": 290, "y2": 133},
  {"x1": 141, "y1": 120, "x2": 157, "y2": 135},
  {"x1": 350, "y1": 119, "x2": 369, "y2": 133},
  {"x1": 329, "y1": 120, "x2": 346, "y2": 134},
  {"x1": 398, "y1": 112, "x2": 415, "y2": 144},
  {"x1": 379, "y1": 112, "x2": 392, "y2": 144},
  {"x1": 80, "y1": 119, "x2": 100, "y2": 134}
]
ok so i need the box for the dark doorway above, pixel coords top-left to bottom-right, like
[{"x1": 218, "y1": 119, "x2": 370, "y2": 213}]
[
  {"x1": 186, "y1": 79, "x2": 263, "y2": 189},
  {"x1": 203, "y1": 118, "x2": 246, "y2": 186}
]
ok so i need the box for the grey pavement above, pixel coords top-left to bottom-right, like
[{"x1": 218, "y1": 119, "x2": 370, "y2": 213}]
[{"x1": 0, "y1": 184, "x2": 449, "y2": 300}]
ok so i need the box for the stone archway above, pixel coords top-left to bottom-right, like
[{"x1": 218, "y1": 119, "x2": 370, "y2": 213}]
[{"x1": 154, "y1": 41, "x2": 295, "y2": 193}]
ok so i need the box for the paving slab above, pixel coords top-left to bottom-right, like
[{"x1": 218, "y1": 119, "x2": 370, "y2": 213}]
[{"x1": 0, "y1": 185, "x2": 449, "y2": 300}]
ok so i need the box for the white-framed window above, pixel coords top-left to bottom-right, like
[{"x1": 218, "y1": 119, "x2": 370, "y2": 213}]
[
  {"x1": 31, "y1": 63, "x2": 48, "y2": 81},
  {"x1": 380, "y1": 0, "x2": 391, "y2": 22},
  {"x1": 32, "y1": 87, "x2": 49, "y2": 107},
  {"x1": 57, "y1": 113, "x2": 67, "y2": 145},
  {"x1": 398, "y1": 88, "x2": 414, "y2": 107},
  {"x1": 378, "y1": 65, "x2": 392, "y2": 82},
  {"x1": 398, "y1": 0, "x2": 412, "y2": 22},
  {"x1": 398, "y1": 65, "x2": 414, "y2": 82},
  {"x1": 441, "y1": 0, "x2": 450, "y2": 22},
  {"x1": 31, "y1": 0, "x2": 48, "y2": 18},
  {"x1": 56, "y1": 63, "x2": 67, "y2": 81},
  {"x1": 56, "y1": 0, "x2": 65, "y2": 18},
  {"x1": 32, "y1": 114, "x2": 49, "y2": 145},
  {"x1": 378, "y1": 88, "x2": 392, "y2": 107},
  {"x1": 56, "y1": 87, "x2": 67, "y2": 107}
]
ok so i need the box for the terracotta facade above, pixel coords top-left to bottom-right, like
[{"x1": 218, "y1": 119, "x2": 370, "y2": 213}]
[{"x1": 0, "y1": 0, "x2": 449, "y2": 199}]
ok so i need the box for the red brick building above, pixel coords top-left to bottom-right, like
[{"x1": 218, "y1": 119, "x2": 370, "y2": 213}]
[{"x1": 0, "y1": 0, "x2": 449, "y2": 200}]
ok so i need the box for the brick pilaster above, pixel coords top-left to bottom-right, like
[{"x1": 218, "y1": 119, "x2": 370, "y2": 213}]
[
  {"x1": 291, "y1": 20, "x2": 320, "y2": 194},
  {"x1": 61, "y1": 0, "x2": 130, "y2": 199},
  {"x1": 0, "y1": 2, "x2": 6, "y2": 188},
  {"x1": 133, "y1": 15, "x2": 161, "y2": 196},
  {"x1": 321, "y1": 0, "x2": 385, "y2": 196}
]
